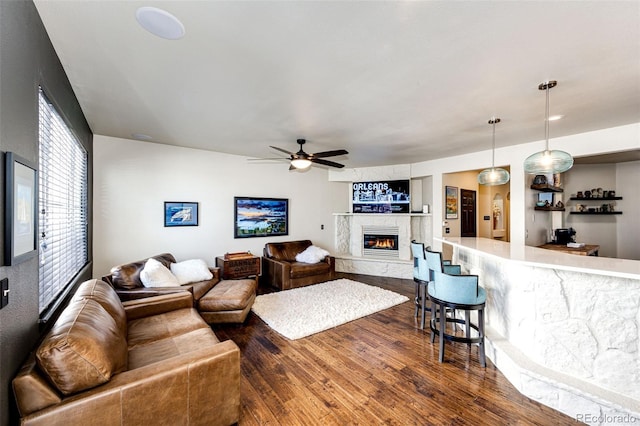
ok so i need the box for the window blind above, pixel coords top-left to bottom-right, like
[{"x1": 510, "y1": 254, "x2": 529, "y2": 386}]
[{"x1": 38, "y1": 89, "x2": 88, "y2": 313}]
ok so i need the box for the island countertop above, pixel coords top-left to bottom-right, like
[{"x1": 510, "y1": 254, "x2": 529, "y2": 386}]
[{"x1": 436, "y1": 237, "x2": 640, "y2": 280}]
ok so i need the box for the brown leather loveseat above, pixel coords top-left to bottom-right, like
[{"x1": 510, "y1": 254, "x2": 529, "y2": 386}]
[
  {"x1": 103, "y1": 253, "x2": 257, "y2": 324},
  {"x1": 102, "y1": 253, "x2": 218, "y2": 302},
  {"x1": 263, "y1": 240, "x2": 335, "y2": 290},
  {"x1": 13, "y1": 279, "x2": 240, "y2": 425}
]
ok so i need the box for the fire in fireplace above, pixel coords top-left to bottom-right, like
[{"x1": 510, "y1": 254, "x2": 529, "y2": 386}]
[{"x1": 363, "y1": 234, "x2": 399, "y2": 251}]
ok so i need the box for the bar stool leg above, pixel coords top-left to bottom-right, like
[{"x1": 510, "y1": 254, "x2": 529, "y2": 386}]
[
  {"x1": 439, "y1": 302, "x2": 446, "y2": 363},
  {"x1": 430, "y1": 300, "x2": 437, "y2": 344},
  {"x1": 414, "y1": 281, "x2": 420, "y2": 317},
  {"x1": 478, "y1": 308, "x2": 486, "y2": 368},
  {"x1": 465, "y1": 310, "x2": 471, "y2": 340},
  {"x1": 420, "y1": 283, "x2": 427, "y2": 329}
]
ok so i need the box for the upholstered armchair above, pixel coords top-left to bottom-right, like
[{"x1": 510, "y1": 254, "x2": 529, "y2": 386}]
[{"x1": 262, "y1": 240, "x2": 335, "y2": 290}]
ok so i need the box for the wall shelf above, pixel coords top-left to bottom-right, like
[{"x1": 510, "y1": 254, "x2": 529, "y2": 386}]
[
  {"x1": 569, "y1": 211, "x2": 622, "y2": 215},
  {"x1": 569, "y1": 197, "x2": 622, "y2": 201},
  {"x1": 535, "y1": 206, "x2": 565, "y2": 211},
  {"x1": 530, "y1": 184, "x2": 563, "y2": 193}
]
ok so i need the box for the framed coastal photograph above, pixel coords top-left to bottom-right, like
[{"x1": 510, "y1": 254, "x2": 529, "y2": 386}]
[
  {"x1": 234, "y1": 197, "x2": 288, "y2": 238},
  {"x1": 445, "y1": 186, "x2": 458, "y2": 219},
  {"x1": 5, "y1": 152, "x2": 38, "y2": 265},
  {"x1": 164, "y1": 202, "x2": 199, "y2": 227}
]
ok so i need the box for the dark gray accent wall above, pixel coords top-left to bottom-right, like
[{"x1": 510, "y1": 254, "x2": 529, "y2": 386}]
[{"x1": 0, "y1": 2, "x2": 93, "y2": 425}]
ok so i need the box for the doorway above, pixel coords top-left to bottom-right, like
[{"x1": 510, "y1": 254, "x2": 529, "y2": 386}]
[{"x1": 461, "y1": 189, "x2": 476, "y2": 237}]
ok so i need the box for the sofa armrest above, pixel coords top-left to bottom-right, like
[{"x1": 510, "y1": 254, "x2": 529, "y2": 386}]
[
  {"x1": 262, "y1": 256, "x2": 291, "y2": 290},
  {"x1": 18, "y1": 340, "x2": 240, "y2": 426},
  {"x1": 324, "y1": 255, "x2": 335, "y2": 267},
  {"x1": 123, "y1": 292, "x2": 194, "y2": 321},
  {"x1": 209, "y1": 267, "x2": 220, "y2": 281}
]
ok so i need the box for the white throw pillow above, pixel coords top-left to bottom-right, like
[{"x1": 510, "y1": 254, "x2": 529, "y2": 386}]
[
  {"x1": 295, "y1": 245, "x2": 330, "y2": 264},
  {"x1": 170, "y1": 259, "x2": 213, "y2": 285},
  {"x1": 140, "y1": 258, "x2": 180, "y2": 288}
]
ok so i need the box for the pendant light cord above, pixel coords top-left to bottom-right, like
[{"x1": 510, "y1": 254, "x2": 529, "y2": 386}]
[
  {"x1": 545, "y1": 83, "x2": 550, "y2": 151},
  {"x1": 492, "y1": 118, "x2": 496, "y2": 168}
]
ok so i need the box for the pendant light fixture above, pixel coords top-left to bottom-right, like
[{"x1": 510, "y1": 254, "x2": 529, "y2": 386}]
[
  {"x1": 523, "y1": 80, "x2": 574, "y2": 174},
  {"x1": 478, "y1": 117, "x2": 510, "y2": 186}
]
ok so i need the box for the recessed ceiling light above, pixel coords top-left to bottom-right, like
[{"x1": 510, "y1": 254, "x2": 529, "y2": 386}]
[
  {"x1": 135, "y1": 7, "x2": 185, "y2": 40},
  {"x1": 132, "y1": 133, "x2": 153, "y2": 141},
  {"x1": 548, "y1": 114, "x2": 564, "y2": 121}
]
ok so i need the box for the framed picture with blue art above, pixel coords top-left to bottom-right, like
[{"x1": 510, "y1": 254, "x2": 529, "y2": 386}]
[
  {"x1": 164, "y1": 202, "x2": 198, "y2": 227},
  {"x1": 234, "y1": 197, "x2": 288, "y2": 238}
]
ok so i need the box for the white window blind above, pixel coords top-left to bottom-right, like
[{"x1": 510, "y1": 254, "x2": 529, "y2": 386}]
[{"x1": 38, "y1": 89, "x2": 88, "y2": 313}]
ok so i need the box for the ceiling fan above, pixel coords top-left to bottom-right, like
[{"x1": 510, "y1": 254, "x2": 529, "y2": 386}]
[{"x1": 270, "y1": 139, "x2": 348, "y2": 170}]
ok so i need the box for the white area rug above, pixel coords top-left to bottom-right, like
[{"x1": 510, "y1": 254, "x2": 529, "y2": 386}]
[{"x1": 251, "y1": 278, "x2": 409, "y2": 340}]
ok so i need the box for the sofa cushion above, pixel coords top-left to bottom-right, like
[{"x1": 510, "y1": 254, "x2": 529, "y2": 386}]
[
  {"x1": 264, "y1": 240, "x2": 312, "y2": 262},
  {"x1": 127, "y1": 328, "x2": 220, "y2": 370},
  {"x1": 110, "y1": 253, "x2": 176, "y2": 289},
  {"x1": 170, "y1": 259, "x2": 213, "y2": 285},
  {"x1": 127, "y1": 308, "x2": 210, "y2": 348},
  {"x1": 290, "y1": 261, "x2": 331, "y2": 279},
  {"x1": 36, "y1": 299, "x2": 128, "y2": 395},
  {"x1": 73, "y1": 279, "x2": 127, "y2": 335},
  {"x1": 140, "y1": 258, "x2": 180, "y2": 288}
]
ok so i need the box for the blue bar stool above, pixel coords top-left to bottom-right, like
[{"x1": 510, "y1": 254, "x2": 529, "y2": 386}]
[
  {"x1": 410, "y1": 241, "x2": 430, "y2": 328},
  {"x1": 427, "y1": 269, "x2": 487, "y2": 367},
  {"x1": 422, "y1": 247, "x2": 462, "y2": 330}
]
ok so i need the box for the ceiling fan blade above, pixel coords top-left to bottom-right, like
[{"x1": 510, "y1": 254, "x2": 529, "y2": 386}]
[
  {"x1": 311, "y1": 158, "x2": 345, "y2": 168},
  {"x1": 247, "y1": 157, "x2": 288, "y2": 161},
  {"x1": 311, "y1": 149, "x2": 349, "y2": 158},
  {"x1": 270, "y1": 145, "x2": 295, "y2": 156}
]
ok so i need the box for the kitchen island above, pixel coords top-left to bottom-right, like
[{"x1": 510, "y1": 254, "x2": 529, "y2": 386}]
[{"x1": 435, "y1": 237, "x2": 640, "y2": 424}]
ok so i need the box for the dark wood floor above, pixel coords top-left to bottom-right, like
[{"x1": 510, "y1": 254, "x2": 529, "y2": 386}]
[{"x1": 214, "y1": 273, "x2": 576, "y2": 425}]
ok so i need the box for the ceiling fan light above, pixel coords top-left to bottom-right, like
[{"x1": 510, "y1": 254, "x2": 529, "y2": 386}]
[
  {"x1": 290, "y1": 158, "x2": 312, "y2": 169},
  {"x1": 478, "y1": 167, "x2": 510, "y2": 186},
  {"x1": 523, "y1": 149, "x2": 574, "y2": 174}
]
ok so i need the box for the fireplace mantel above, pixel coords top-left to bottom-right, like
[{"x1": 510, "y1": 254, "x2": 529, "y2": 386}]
[{"x1": 333, "y1": 213, "x2": 432, "y2": 279}]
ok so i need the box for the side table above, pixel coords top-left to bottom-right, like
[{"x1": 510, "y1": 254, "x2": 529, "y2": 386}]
[{"x1": 215, "y1": 254, "x2": 261, "y2": 280}]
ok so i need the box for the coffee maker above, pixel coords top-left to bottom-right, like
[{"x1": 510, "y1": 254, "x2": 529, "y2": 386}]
[{"x1": 554, "y1": 228, "x2": 576, "y2": 244}]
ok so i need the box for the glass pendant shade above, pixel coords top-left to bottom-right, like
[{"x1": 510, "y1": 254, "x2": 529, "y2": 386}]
[
  {"x1": 524, "y1": 80, "x2": 574, "y2": 174},
  {"x1": 478, "y1": 167, "x2": 510, "y2": 185},
  {"x1": 478, "y1": 117, "x2": 510, "y2": 186},
  {"x1": 523, "y1": 149, "x2": 573, "y2": 174},
  {"x1": 290, "y1": 158, "x2": 312, "y2": 169}
]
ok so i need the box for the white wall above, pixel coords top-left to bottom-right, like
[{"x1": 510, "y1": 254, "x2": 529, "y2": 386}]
[
  {"x1": 404, "y1": 123, "x2": 639, "y2": 251},
  {"x1": 93, "y1": 136, "x2": 348, "y2": 276},
  {"x1": 564, "y1": 164, "x2": 618, "y2": 257},
  {"x1": 95, "y1": 124, "x2": 638, "y2": 274},
  {"x1": 617, "y1": 160, "x2": 640, "y2": 260}
]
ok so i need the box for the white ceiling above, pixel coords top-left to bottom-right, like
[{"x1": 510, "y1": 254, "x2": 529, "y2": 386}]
[{"x1": 34, "y1": 1, "x2": 640, "y2": 168}]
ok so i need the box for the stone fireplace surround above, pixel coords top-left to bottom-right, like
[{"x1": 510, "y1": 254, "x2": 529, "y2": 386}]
[{"x1": 333, "y1": 213, "x2": 432, "y2": 279}]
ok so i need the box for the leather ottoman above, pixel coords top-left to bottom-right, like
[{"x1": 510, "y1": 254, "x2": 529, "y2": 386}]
[{"x1": 198, "y1": 278, "x2": 257, "y2": 324}]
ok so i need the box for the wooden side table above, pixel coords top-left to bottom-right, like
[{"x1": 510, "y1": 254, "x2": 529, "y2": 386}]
[{"x1": 216, "y1": 254, "x2": 261, "y2": 280}]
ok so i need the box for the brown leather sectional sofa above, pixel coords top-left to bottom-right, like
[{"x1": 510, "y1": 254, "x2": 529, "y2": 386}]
[
  {"x1": 13, "y1": 279, "x2": 240, "y2": 425},
  {"x1": 103, "y1": 253, "x2": 257, "y2": 324},
  {"x1": 263, "y1": 240, "x2": 335, "y2": 290}
]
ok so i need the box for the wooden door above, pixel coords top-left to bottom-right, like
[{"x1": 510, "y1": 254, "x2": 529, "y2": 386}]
[{"x1": 461, "y1": 189, "x2": 476, "y2": 237}]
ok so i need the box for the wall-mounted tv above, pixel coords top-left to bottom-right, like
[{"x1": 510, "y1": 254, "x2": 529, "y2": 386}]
[{"x1": 352, "y1": 179, "x2": 410, "y2": 213}]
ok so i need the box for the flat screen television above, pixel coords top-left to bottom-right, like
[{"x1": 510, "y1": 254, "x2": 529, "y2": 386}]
[{"x1": 352, "y1": 179, "x2": 411, "y2": 213}]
